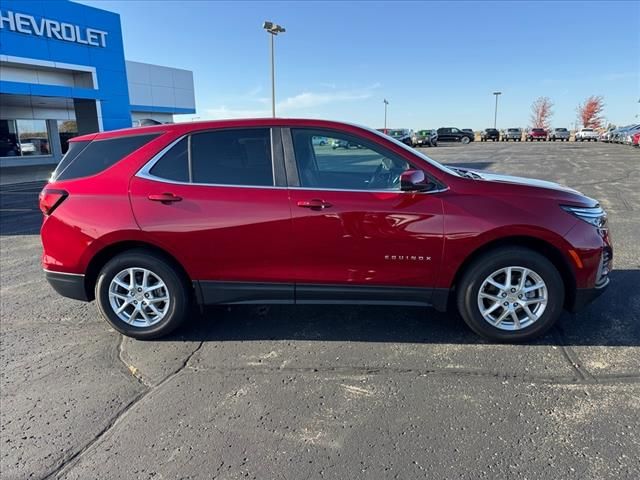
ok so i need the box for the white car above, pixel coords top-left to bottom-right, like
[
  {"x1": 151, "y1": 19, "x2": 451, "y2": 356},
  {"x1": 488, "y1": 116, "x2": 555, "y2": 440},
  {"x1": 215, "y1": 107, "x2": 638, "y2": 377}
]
[{"x1": 575, "y1": 128, "x2": 599, "y2": 142}]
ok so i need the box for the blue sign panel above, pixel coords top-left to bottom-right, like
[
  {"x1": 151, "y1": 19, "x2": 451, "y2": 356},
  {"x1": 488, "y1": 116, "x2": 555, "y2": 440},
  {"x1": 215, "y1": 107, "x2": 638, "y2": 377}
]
[{"x1": 0, "y1": 0, "x2": 132, "y2": 130}]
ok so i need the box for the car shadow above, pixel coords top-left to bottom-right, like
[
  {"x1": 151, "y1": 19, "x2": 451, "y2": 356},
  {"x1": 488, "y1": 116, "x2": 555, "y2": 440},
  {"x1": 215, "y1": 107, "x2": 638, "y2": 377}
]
[{"x1": 167, "y1": 269, "x2": 639, "y2": 347}]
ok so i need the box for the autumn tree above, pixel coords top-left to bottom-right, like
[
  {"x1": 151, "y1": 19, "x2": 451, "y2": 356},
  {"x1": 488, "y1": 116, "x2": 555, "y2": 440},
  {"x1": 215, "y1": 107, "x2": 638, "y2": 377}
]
[
  {"x1": 529, "y1": 97, "x2": 553, "y2": 130},
  {"x1": 577, "y1": 96, "x2": 605, "y2": 129}
]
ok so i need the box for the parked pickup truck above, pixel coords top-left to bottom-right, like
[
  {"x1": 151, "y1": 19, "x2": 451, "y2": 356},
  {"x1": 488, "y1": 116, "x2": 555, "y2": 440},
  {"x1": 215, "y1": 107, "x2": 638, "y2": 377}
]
[
  {"x1": 548, "y1": 128, "x2": 570, "y2": 141},
  {"x1": 502, "y1": 128, "x2": 522, "y2": 141},
  {"x1": 480, "y1": 128, "x2": 500, "y2": 141},
  {"x1": 575, "y1": 128, "x2": 599, "y2": 142},
  {"x1": 526, "y1": 128, "x2": 548, "y2": 141}
]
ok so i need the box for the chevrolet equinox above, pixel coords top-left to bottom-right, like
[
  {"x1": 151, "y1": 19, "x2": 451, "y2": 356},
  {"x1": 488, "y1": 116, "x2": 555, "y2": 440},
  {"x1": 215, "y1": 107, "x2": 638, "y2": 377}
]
[{"x1": 40, "y1": 119, "x2": 612, "y2": 341}]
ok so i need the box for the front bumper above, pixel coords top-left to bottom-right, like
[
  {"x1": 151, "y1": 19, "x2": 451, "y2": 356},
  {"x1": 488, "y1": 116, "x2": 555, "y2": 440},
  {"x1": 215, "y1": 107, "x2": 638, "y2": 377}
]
[
  {"x1": 568, "y1": 279, "x2": 609, "y2": 312},
  {"x1": 45, "y1": 270, "x2": 88, "y2": 301}
]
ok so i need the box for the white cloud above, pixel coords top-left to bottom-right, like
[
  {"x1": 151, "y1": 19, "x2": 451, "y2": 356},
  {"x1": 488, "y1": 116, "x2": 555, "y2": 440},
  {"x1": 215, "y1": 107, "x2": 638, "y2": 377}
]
[{"x1": 197, "y1": 83, "x2": 381, "y2": 120}]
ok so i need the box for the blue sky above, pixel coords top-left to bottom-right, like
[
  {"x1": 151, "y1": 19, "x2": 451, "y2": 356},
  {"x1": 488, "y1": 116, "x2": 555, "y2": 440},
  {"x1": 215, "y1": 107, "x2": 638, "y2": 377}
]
[{"x1": 81, "y1": 0, "x2": 639, "y2": 129}]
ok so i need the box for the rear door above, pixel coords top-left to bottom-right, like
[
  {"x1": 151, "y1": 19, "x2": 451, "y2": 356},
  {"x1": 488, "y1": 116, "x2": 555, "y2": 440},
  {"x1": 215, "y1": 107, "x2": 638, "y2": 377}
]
[{"x1": 129, "y1": 127, "x2": 295, "y2": 302}]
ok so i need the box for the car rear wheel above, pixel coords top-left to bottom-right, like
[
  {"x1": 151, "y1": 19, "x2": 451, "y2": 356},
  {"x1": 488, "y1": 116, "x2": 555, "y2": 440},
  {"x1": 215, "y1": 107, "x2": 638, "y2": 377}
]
[
  {"x1": 461, "y1": 136, "x2": 470, "y2": 145},
  {"x1": 456, "y1": 247, "x2": 564, "y2": 342},
  {"x1": 95, "y1": 249, "x2": 190, "y2": 339}
]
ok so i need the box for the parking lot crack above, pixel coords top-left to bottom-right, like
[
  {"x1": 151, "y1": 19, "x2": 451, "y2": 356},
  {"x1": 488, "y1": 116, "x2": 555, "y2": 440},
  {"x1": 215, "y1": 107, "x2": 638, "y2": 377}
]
[
  {"x1": 553, "y1": 325, "x2": 597, "y2": 383},
  {"x1": 42, "y1": 340, "x2": 204, "y2": 480}
]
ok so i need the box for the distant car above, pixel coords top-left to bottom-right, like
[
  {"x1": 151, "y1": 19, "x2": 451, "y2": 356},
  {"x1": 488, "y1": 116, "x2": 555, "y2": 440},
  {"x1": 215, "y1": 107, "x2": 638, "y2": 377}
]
[
  {"x1": 387, "y1": 129, "x2": 414, "y2": 146},
  {"x1": 502, "y1": 128, "x2": 522, "y2": 142},
  {"x1": 332, "y1": 139, "x2": 361, "y2": 149},
  {"x1": 436, "y1": 127, "x2": 474, "y2": 144},
  {"x1": 480, "y1": 128, "x2": 500, "y2": 142},
  {"x1": 621, "y1": 125, "x2": 640, "y2": 145},
  {"x1": 19, "y1": 141, "x2": 36, "y2": 153},
  {"x1": 548, "y1": 128, "x2": 570, "y2": 142},
  {"x1": 599, "y1": 129, "x2": 614, "y2": 142},
  {"x1": 312, "y1": 136, "x2": 328, "y2": 146},
  {"x1": 632, "y1": 131, "x2": 640, "y2": 147},
  {"x1": 526, "y1": 128, "x2": 548, "y2": 141},
  {"x1": 412, "y1": 129, "x2": 438, "y2": 147},
  {"x1": 575, "y1": 128, "x2": 599, "y2": 142},
  {"x1": 133, "y1": 118, "x2": 164, "y2": 127}
]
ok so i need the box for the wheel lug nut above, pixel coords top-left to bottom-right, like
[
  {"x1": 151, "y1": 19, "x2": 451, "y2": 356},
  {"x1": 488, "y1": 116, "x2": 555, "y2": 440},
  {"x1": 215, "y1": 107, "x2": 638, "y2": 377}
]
[
  {"x1": 502, "y1": 293, "x2": 507, "y2": 297},
  {"x1": 144, "y1": 293, "x2": 149, "y2": 298},
  {"x1": 513, "y1": 303, "x2": 518, "y2": 307},
  {"x1": 133, "y1": 300, "x2": 138, "y2": 304},
  {"x1": 503, "y1": 302, "x2": 509, "y2": 306},
  {"x1": 518, "y1": 294, "x2": 523, "y2": 299},
  {"x1": 137, "y1": 287, "x2": 142, "y2": 292},
  {"x1": 510, "y1": 288, "x2": 516, "y2": 293}
]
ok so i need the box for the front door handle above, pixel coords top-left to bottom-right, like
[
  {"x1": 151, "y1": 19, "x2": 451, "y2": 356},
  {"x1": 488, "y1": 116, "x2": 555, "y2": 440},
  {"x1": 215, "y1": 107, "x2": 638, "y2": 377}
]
[
  {"x1": 148, "y1": 193, "x2": 182, "y2": 204},
  {"x1": 297, "y1": 199, "x2": 332, "y2": 210}
]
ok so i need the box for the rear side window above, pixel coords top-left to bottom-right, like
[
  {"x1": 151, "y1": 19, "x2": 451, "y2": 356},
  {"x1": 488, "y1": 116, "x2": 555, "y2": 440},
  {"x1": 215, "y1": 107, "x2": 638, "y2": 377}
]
[
  {"x1": 55, "y1": 134, "x2": 159, "y2": 181},
  {"x1": 190, "y1": 128, "x2": 273, "y2": 186},
  {"x1": 52, "y1": 140, "x2": 90, "y2": 179},
  {"x1": 149, "y1": 138, "x2": 189, "y2": 182}
]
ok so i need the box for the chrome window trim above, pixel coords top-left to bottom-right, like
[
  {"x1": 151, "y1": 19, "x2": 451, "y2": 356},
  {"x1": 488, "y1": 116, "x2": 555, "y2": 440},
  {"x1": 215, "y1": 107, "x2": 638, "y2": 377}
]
[{"x1": 288, "y1": 186, "x2": 449, "y2": 195}]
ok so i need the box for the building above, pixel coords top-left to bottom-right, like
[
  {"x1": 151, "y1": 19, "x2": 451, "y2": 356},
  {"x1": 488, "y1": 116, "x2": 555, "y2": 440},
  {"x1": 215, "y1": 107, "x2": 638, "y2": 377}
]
[{"x1": 0, "y1": 0, "x2": 196, "y2": 168}]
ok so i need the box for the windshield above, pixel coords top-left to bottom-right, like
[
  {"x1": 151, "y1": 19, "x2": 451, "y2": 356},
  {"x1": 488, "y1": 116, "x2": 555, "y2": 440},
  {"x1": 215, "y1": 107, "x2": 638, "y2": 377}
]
[
  {"x1": 556, "y1": 128, "x2": 567, "y2": 132},
  {"x1": 582, "y1": 128, "x2": 593, "y2": 132},
  {"x1": 417, "y1": 130, "x2": 432, "y2": 135},
  {"x1": 532, "y1": 128, "x2": 544, "y2": 133},
  {"x1": 508, "y1": 128, "x2": 520, "y2": 132},
  {"x1": 388, "y1": 130, "x2": 405, "y2": 137},
  {"x1": 366, "y1": 126, "x2": 460, "y2": 178}
]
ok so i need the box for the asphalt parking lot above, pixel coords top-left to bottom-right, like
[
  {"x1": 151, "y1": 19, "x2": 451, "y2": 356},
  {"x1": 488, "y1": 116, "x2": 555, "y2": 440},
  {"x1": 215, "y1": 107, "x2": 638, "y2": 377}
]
[{"x1": 1, "y1": 141, "x2": 639, "y2": 479}]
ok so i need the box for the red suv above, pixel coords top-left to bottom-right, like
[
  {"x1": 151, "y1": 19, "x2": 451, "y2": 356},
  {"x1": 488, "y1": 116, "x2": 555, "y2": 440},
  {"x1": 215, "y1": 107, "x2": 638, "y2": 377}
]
[
  {"x1": 526, "y1": 128, "x2": 548, "y2": 141},
  {"x1": 40, "y1": 119, "x2": 612, "y2": 342}
]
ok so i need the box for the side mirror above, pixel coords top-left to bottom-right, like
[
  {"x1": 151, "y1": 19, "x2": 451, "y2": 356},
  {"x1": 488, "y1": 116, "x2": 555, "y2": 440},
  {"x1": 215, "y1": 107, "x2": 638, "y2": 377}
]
[{"x1": 400, "y1": 169, "x2": 430, "y2": 192}]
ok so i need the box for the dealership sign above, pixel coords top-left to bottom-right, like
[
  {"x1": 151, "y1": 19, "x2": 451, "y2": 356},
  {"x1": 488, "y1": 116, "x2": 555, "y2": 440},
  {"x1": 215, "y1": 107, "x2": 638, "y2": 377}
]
[{"x1": 0, "y1": 10, "x2": 108, "y2": 47}]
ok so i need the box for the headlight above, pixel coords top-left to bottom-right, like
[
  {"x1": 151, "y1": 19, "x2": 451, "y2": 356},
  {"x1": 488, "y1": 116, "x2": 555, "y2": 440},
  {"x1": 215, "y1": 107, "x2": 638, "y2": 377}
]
[{"x1": 561, "y1": 204, "x2": 607, "y2": 228}]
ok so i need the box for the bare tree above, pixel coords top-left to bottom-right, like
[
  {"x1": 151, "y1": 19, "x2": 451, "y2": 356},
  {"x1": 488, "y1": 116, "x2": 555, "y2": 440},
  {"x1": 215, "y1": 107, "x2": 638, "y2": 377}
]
[
  {"x1": 530, "y1": 97, "x2": 553, "y2": 130},
  {"x1": 577, "y1": 96, "x2": 605, "y2": 129}
]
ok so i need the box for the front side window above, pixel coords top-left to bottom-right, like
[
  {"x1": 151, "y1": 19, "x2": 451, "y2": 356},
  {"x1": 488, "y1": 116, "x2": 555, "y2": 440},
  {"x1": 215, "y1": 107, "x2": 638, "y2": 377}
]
[
  {"x1": 291, "y1": 129, "x2": 410, "y2": 191},
  {"x1": 190, "y1": 129, "x2": 273, "y2": 186}
]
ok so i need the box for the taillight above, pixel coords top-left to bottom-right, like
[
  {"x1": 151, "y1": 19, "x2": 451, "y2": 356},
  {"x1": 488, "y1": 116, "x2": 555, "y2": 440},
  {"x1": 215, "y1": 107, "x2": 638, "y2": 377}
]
[{"x1": 39, "y1": 189, "x2": 68, "y2": 215}]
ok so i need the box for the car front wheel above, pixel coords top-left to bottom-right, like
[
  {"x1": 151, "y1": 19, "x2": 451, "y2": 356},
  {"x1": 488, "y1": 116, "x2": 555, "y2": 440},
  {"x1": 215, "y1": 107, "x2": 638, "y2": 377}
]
[
  {"x1": 456, "y1": 247, "x2": 564, "y2": 342},
  {"x1": 95, "y1": 249, "x2": 190, "y2": 339}
]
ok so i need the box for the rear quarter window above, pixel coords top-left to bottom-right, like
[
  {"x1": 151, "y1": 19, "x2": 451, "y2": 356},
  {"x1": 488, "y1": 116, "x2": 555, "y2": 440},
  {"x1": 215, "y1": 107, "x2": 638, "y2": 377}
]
[{"x1": 54, "y1": 134, "x2": 159, "y2": 181}]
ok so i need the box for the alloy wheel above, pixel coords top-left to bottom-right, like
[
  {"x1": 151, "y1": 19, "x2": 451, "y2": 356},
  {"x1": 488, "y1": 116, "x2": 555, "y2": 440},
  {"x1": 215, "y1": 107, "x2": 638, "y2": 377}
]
[
  {"x1": 476, "y1": 266, "x2": 548, "y2": 331},
  {"x1": 108, "y1": 267, "x2": 170, "y2": 327}
]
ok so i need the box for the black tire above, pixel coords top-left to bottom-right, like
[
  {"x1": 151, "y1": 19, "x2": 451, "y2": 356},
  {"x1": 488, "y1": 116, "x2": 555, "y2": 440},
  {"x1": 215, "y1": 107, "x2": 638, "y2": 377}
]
[
  {"x1": 95, "y1": 249, "x2": 190, "y2": 339},
  {"x1": 456, "y1": 247, "x2": 565, "y2": 342}
]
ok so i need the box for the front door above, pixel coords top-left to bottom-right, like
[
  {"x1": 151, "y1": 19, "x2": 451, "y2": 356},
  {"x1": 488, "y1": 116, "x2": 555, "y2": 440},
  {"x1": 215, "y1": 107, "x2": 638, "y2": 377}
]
[{"x1": 286, "y1": 128, "x2": 444, "y2": 298}]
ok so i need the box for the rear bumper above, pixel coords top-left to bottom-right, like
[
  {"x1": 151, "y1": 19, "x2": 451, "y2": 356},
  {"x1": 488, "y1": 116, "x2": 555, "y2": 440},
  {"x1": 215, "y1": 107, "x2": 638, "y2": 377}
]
[
  {"x1": 45, "y1": 270, "x2": 88, "y2": 301},
  {"x1": 567, "y1": 279, "x2": 609, "y2": 312}
]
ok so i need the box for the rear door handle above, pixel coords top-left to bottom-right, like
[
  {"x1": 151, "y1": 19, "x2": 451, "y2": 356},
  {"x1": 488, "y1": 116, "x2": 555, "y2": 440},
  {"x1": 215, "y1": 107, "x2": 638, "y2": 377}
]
[
  {"x1": 148, "y1": 193, "x2": 182, "y2": 204},
  {"x1": 297, "y1": 199, "x2": 332, "y2": 210}
]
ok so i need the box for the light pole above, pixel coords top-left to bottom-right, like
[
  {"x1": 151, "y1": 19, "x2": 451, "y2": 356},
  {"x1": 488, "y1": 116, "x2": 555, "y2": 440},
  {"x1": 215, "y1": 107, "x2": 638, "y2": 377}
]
[
  {"x1": 492, "y1": 91, "x2": 502, "y2": 129},
  {"x1": 383, "y1": 99, "x2": 389, "y2": 134},
  {"x1": 263, "y1": 21, "x2": 286, "y2": 118}
]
